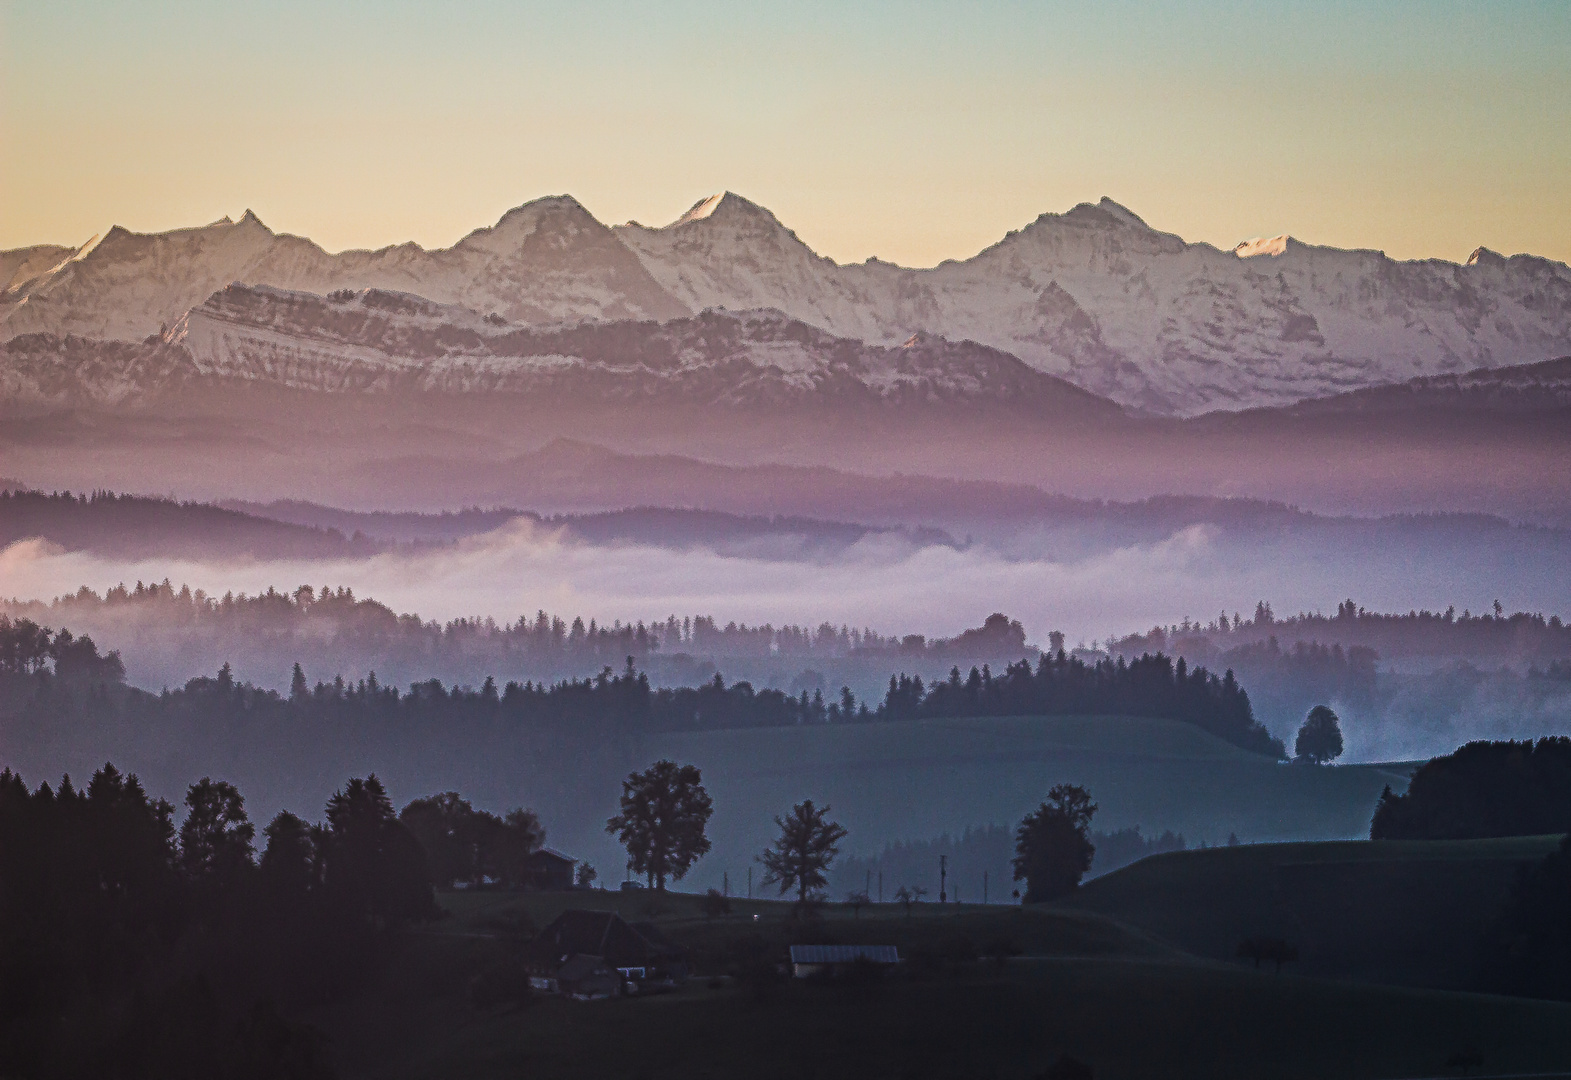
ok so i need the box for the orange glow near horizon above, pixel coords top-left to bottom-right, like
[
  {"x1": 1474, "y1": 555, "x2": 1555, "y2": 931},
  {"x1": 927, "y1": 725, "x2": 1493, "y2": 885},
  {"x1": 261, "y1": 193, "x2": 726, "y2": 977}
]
[{"x1": 3, "y1": 2, "x2": 1569, "y2": 267}]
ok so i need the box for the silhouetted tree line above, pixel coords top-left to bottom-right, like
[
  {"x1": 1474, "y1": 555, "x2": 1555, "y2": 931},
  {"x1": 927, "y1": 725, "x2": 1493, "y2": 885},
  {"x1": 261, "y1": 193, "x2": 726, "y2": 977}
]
[
  {"x1": 399, "y1": 792, "x2": 544, "y2": 888},
  {"x1": 1114, "y1": 597, "x2": 1571, "y2": 666},
  {"x1": 0, "y1": 760, "x2": 437, "y2": 1079},
  {"x1": 1, "y1": 616, "x2": 1279, "y2": 760},
  {"x1": 0, "y1": 615, "x2": 126, "y2": 683},
  {"x1": 877, "y1": 651, "x2": 1282, "y2": 757},
  {"x1": 1370, "y1": 737, "x2": 1571, "y2": 841},
  {"x1": 3, "y1": 585, "x2": 1038, "y2": 693}
]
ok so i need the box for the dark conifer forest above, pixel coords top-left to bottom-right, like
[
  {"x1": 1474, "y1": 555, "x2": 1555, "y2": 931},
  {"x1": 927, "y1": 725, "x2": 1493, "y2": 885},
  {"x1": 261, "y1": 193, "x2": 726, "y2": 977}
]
[{"x1": 0, "y1": 761, "x2": 432, "y2": 1078}]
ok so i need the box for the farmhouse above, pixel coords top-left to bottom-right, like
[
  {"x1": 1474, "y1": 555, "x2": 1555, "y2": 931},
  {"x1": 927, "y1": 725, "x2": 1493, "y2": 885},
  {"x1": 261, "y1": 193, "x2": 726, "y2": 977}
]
[
  {"x1": 789, "y1": 944, "x2": 900, "y2": 978},
  {"x1": 536, "y1": 953, "x2": 621, "y2": 1000},
  {"x1": 524, "y1": 910, "x2": 688, "y2": 996},
  {"x1": 523, "y1": 847, "x2": 577, "y2": 891}
]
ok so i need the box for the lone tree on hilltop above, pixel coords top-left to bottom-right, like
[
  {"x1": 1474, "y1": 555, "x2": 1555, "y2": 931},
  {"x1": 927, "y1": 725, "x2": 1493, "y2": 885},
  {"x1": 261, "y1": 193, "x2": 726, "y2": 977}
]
[
  {"x1": 1295, "y1": 705, "x2": 1344, "y2": 765},
  {"x1": 606, "y1": 760, "x2": 713, "y2": 890},
  {"x1": 1014, "y1": 784, "x2": 1097, "y2": 902},
  {"x1": 758, "y1": 799, "x2": 848, "y2": 904}
]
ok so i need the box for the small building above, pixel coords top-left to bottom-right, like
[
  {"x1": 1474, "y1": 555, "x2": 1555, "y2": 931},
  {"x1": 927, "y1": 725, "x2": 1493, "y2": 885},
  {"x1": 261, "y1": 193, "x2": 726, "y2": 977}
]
[
  {"x1": 522, "y1": 848, "x2": 576, "y2": 891},
  {"x1": 788, "y1": 944, "x2": 900, "y2": 979},
  {"x1": 524, "y1": 910, "x2": 688, "y2": 995}
]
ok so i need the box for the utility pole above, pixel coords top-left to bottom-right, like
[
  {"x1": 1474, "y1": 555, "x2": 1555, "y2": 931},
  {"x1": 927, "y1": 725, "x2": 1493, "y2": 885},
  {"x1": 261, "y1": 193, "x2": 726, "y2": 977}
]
[
  {"x1": 984, "y1": 870, "x2": 988, "y2": 905},
  {"x1": 878, "y1": 870, "x2": 883, "y2": 904},
  {"x1": 866, "y1": 869, "x2": 871, "y2": 898},
  {"x1": 723, "y1": 871, "x2": 729, "y2": 898},
  {"x1": 747, "y1": 866, "x2": 752, "y2": 899},
  {"x1": 939, "y1": 854, "x2": 948, "y2": 904}
]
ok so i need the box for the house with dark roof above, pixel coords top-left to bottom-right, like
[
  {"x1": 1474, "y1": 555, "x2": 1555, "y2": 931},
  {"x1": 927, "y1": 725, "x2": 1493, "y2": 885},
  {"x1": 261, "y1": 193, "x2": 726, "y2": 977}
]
[
  {"x1": 522, "y1": 848, "x2": 576, "y2": 891},
  {"x1": 524, "y1": 909, "x2": 688, "y2": 995}
]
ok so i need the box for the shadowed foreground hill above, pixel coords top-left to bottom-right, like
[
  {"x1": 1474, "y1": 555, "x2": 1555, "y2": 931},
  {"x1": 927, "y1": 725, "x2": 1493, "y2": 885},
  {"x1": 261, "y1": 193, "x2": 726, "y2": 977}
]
[
  {"x1": 1065, "y1": 836, "x2": 1565, "y2": 991},
  {"x1": 308, "y1": 886, "x2": 1571, "y2": 1080}
]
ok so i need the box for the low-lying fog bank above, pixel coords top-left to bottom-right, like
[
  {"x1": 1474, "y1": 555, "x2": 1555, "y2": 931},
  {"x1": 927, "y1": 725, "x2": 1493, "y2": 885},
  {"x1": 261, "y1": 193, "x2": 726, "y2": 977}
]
[{"x1": 5, "y1": 516, "x2": 1568, "y2": 656}]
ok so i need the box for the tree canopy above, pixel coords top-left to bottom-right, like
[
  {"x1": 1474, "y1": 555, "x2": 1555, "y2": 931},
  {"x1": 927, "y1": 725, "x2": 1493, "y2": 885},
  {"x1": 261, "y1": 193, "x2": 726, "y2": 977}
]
[
  {"x1": 1013, "y1": 784, "x2": 1098, "y2": 902},
  {"x1": 1295, "y1": 705, "x2": 1344, "y2": 764},
  {"x1": 606, "y1": 760, "x2": 713, "y2": 890},
  {"x1": 1371, "y1": 738, "x2": 1571, "y2": 840}
]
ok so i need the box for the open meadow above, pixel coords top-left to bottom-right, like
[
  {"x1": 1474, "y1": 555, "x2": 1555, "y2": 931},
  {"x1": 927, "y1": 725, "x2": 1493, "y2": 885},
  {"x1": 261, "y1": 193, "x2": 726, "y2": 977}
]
[{"x1": 308, "y1": 867, "x2": 1571, "y2": 1080}]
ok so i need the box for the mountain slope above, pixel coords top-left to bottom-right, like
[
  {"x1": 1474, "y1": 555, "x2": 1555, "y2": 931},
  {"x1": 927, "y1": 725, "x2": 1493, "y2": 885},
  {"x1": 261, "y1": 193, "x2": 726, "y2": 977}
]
[
  {"x1": 1274, "y1": 355, "x2": 1571, "y2": 416},
  {"x1": 3, "y1": 283, "x2": 1123, "y2": 414}
]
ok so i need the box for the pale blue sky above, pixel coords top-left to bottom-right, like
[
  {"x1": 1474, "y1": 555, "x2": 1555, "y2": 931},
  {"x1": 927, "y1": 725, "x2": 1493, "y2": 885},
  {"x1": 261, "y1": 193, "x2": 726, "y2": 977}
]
[{"x1": 3, "y1": 1, "x2": 1568, "y2": 264}]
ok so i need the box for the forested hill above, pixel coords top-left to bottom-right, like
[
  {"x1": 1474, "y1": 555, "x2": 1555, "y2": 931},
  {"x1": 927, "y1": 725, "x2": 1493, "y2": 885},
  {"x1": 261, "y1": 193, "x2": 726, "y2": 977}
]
[
  {"x1": 1113, "y1": 599, "x2": 1571, "y2": 667},
  {"x1": 0, "y1": 489, "x2": 377, "y2": 560},
  {"x1": 0, "y1": 614, "x2": 1279, "y2": 758},
  {"x1": 2, "y1": 485, "x2": 951, "y2": 559}
]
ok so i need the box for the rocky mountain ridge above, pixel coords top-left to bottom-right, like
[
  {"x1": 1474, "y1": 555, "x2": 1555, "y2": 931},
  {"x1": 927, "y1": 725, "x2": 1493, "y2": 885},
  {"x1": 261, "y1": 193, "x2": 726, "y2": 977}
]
[
  {"x1": 4, "y1": 193, "x2": 1569, "y2": 414},
  {"x1": 2, "y1": 283, "x2": 1119, "y2": 414}
]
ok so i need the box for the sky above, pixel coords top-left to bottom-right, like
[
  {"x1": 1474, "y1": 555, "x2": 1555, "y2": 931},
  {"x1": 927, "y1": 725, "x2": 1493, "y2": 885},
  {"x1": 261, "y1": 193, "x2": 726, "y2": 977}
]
[{"x1": 3, "y1": 1, "x2": 1570, "y2": 267}]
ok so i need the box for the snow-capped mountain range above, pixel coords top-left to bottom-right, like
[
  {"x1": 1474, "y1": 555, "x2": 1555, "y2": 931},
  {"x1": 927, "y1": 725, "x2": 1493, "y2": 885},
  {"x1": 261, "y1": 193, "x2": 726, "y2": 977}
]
[{"x1": 4, "y1": 193, "x2": 1569, "y2": 414}]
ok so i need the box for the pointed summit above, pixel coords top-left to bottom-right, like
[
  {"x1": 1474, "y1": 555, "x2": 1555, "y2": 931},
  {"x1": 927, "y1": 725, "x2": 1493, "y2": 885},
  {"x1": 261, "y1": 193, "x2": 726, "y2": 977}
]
[
  {"x1": 667, "y1": 192, "x2": 779, "y2": 229},
  {"x1": 488, "y1": 194, "x2": 594, "y2": 233}
]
